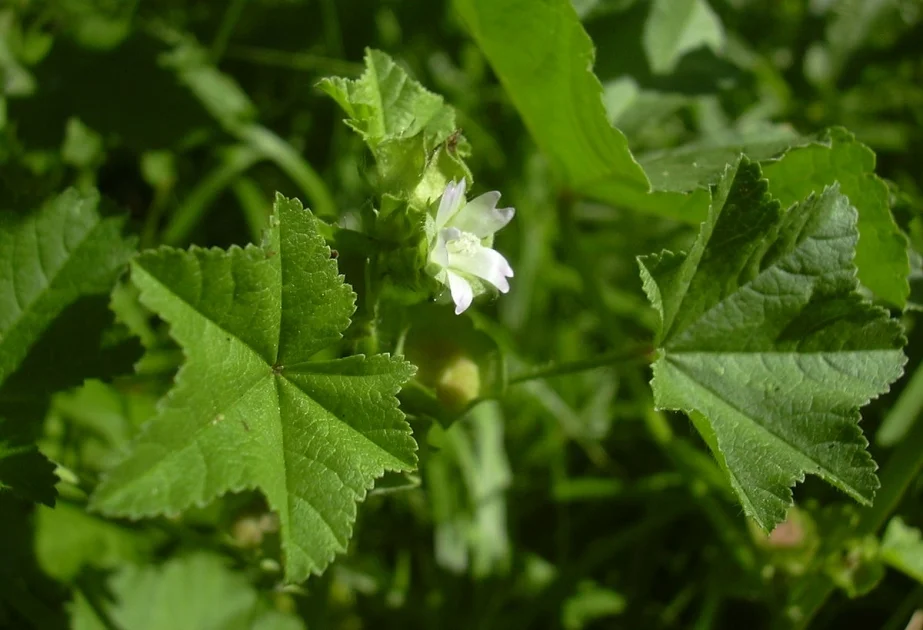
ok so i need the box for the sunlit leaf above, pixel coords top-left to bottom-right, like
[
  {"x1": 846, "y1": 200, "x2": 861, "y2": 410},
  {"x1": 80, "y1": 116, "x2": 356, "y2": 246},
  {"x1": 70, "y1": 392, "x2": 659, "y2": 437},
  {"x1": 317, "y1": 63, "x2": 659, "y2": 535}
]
[
  {"x1": 881, "y1": 516, "x2": 923, "y2": 584},
  {"x1": 643, "y1": 0, "x2": 724, "y2": 75},
  {"x1": 34, "y1": 502, "x2": 156, "y2": 582},
  {"x1": 639, "y1": 158, "x2": 906, "y2": 530},
  {"x1": 319, "y1": 49, "x2": 467, "y2": 202},
  {"x1": 0, "y1": 189, "x2": 135, "y2": 387},
  {"x1": 71, "y1": 553, "x2": 304, "y2": 630},
  {"x1": 562, "y1": 580, "x2": 627, "y2": 630},
  {"x1": 763, "y1": 127, "x2": 909, "y2": 308},
  {"x1": 639, "y1": 124, "x2": 804, "y2": 194},
  {"x1": 90, "y1": 194, "x2": 417, "y2": 582},
  {"x1": 455, "y1": 0, "x2": 653, "y2": 210}
]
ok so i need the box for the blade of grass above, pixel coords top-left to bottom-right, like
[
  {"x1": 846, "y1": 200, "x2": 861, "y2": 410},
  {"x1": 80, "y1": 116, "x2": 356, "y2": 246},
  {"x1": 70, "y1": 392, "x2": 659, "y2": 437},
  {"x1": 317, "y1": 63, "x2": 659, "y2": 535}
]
[
  {"x1": 239, "y1": 124, "x2": 337, "y2": 220},
  {"x1": 210, "y1": 0, "x2": 247, "y2": 62},
  {"x1": 877, "y1": 360, "x2": 923, "y2": 446},
  {"x1": 162, "y1": 145, "x2": 262, "y2": 246},
  {"x1": 230, "y1": 176, "x2": 269, "y2": 244},
  {"x1": 224, "y1": 46, "x2": 363, "y2": 76}
]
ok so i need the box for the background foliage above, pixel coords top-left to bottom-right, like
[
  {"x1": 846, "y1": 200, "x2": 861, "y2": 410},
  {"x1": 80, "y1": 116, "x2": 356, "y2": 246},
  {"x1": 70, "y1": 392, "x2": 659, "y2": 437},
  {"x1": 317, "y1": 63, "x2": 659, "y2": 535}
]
[{"x1": 2, "y1": 0, "x2": 923, "y2": 628}]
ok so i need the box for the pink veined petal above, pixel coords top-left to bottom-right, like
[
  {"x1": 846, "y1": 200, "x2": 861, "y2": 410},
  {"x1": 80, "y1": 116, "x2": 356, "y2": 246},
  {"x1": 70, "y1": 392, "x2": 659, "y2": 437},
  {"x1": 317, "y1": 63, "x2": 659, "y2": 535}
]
[
  {"x1": 448, "y1": 244, "x2": 514, "y2": 293},
  {"x1": 446, "y1": 271, "x2": 474, "y2": 315},
  {"x1": 450, "y1": 191, "x2": 515, "y2": 238},
  {"x1": 436, "y1": 179, "x2": 468, "y2": 231}
]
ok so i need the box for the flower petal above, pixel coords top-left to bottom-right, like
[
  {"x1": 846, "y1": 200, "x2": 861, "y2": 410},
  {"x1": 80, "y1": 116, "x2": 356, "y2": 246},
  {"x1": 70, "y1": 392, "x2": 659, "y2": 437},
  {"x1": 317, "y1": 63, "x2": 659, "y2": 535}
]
[
  {"x1": 447, "y1": 271, "x2": 474, "y2": 315},
  {"x1": 436, "y1": 179, "x2": 468, "y2": 231},
  {"x1": 450, "y1": 192, "x2": 515, "y2": 238},
  {"x1": 430, "y1": 230, "x2": 450, "y2": 268},
  {"x1": 449, "y1": 244, "x2": 514, "y2": 293}
]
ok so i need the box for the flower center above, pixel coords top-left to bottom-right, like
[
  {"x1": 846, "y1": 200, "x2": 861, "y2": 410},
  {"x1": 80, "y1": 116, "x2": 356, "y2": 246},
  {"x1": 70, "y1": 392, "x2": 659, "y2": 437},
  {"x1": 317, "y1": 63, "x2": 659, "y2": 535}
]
[{"x1": 444, "y1": 230, "x2": 480, "y2": 257}]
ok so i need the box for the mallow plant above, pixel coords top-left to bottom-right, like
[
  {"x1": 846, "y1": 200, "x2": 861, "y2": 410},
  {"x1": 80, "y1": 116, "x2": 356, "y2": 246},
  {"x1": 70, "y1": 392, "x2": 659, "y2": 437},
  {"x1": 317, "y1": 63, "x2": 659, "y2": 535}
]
[{"x1": 2, "y1": 0, "x2": 922, "y2": 628}]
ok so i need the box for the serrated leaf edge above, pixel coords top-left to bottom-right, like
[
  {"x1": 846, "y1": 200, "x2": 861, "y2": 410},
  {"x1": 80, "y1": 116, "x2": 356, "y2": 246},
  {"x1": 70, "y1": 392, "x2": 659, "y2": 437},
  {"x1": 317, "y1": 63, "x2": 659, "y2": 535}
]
[
  {"x1": 91, "y1": 238, "x2": 418, "y2": 581},
  {"x1": 644, "y1": 162, "x2": 907, "y2": 530}
]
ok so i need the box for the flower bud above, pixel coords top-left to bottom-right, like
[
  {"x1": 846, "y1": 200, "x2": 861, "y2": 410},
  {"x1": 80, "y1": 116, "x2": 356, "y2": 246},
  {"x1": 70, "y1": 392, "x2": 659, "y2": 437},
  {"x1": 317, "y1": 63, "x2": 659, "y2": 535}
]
[{"x1": 436, "y1": 354, "x2": 481, "y2": 413}]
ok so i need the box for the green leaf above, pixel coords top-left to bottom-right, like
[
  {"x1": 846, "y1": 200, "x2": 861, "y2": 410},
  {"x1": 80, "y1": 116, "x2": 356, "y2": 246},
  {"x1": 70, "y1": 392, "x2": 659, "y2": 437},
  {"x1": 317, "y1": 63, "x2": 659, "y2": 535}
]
[
  {"x1": 41, "y1": 379, "x2": 157, "y2": 475},
  {"x1": 43, "y1": 0, "x2": 137, "y2": 50},
  {"x1": 90, "y1": 194, "x2": 417, "y2": 582},
  {"x1": 0, "y1": 418, "x2": 57, "y2": 506},
  {"x1": 562, "y1": 580, "x2": 627, "y2": 630},
  {"x1": 875, "y1": 359, "x2": 923, "y2": 447},
  {"x1": 636, "y1": 127, "x2": 911, "y2": 311},
  {"x1": 762, "y1": 127, "x2": 910, "y2": 308},
  {"x1": 643, "y1": 0, "x2": 724, "y2": 75},
  {"x1": 0, "y1": 10, "x2": 37, "y2": 97},
  {"x1": 0, "y1": 296, "x2": 143, "y2": 406},
  {"x1": 826, "y1": 0, "x2": 911, "y2": 73},
  {"x1": 71, "y1": 552, "x2": 305, "y2": 630},
  {"x1": 881, "y1": 516, "x2": 923, "y2": 584},
  {"x1": 826, "y1": 535, "x2": 885, "y2": 598},
  {"x1": 639, "y1": 158, "x2": 906, "y2": 531},
  {"x1": 454, "y1": 0, "x2": 652, "y2": 208},
  {"x1": 149, "y1": 29, "x2": 336, "y2": 223},
  {"x1": 632, "y1": 125, "x2": 810, "y2": 227},
  {"x1": 0, "y1": 191, "x2": 140, "y2": 450},
  {"x1": 62, "y1": 117, "x2": 105, "y2": 168},
  {"x1": 426, "y1": 401, "x2": 511, "y2": 577},
  {"x1": 35, "y1": 502, "x2": 157, "y2": 582},
  {"x1": 318, "y1": 49, "x2": 466, "y2": 202},
  {"x1": 9, "y1": 34, "x2": 216, "y2": 152},
  {"x1": 638, "y1": 124, "x2": 805, "y2": 194},
  {"x1": 156, "y1": 29, "x2": 257, "y2": 133},
  {"x1": 0, "y1": 188, "x2": 135, "y2": 387},
  {"x1": 319, "y1": 48, "x2": 454, "y2": 155}
]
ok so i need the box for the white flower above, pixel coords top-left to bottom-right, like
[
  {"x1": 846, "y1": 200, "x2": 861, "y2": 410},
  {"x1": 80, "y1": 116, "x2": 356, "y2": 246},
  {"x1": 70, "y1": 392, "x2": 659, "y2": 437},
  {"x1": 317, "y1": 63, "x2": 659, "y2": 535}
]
[{"x1": 428, "y1": 179, "x2": 515, "y2": 315}]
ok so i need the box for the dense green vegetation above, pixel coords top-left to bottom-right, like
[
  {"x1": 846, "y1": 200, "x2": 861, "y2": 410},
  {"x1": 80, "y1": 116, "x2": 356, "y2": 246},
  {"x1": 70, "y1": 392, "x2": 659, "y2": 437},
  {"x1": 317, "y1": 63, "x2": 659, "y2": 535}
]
[{"x1": 2, "y1": 1, "x2": 923, "y2": 628}]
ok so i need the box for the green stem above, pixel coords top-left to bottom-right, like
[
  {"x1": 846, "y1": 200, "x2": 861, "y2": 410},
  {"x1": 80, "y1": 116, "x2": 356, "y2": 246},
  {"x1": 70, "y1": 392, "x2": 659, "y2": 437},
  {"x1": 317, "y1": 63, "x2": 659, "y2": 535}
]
[
  {"x1": 876, "y1": 359, "x2": 923, "y2": 446},
  {"x1": 75, "y1": 576, "x2": 124, "y2": 630},
  {"x1": 861, "y1": 401, "x2": 923, "y2": 537},
  {"x1": 230, "y1": 176, "x2": 270, "y2": 244},
  {"x1": 225, "y1": 45, "x2": 362, "y2": 76},
  {"x1": 881, "y1": 584, "x2": 923, "y2": 630},
  {"x1": 508, "y1": 344, "x2": 652, "y2": 385},
  {"x1": 239, "y1": 124, "x2": 337, "y2": 220},
  {"x1": 319, "y1": 0, "x2": 344, "y2": 57},
  {"x1": 162, "y1": 145, "x2": 262, "y2": 246},
  {"x1": 210, "y1": 0, "x2": 247, "y2": 62},
  {"x1": 692, "y1": 586, "x2": 723, "y2": 630},
  {"x1": 356, "y1": 256, "x2": 381, "y2": 355},
  {"x1": 881, "y1": 585, "x2": 923, "y2": 630},
  {"x1": 393, "y1": 323, "x2": 410, "y2": 357},
  {"x1": 140, "y1": 183, "x2": 174, "y2": 249},
  {"x1": 787, "y1": 361, "x2": 923, "y2": 628}
]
